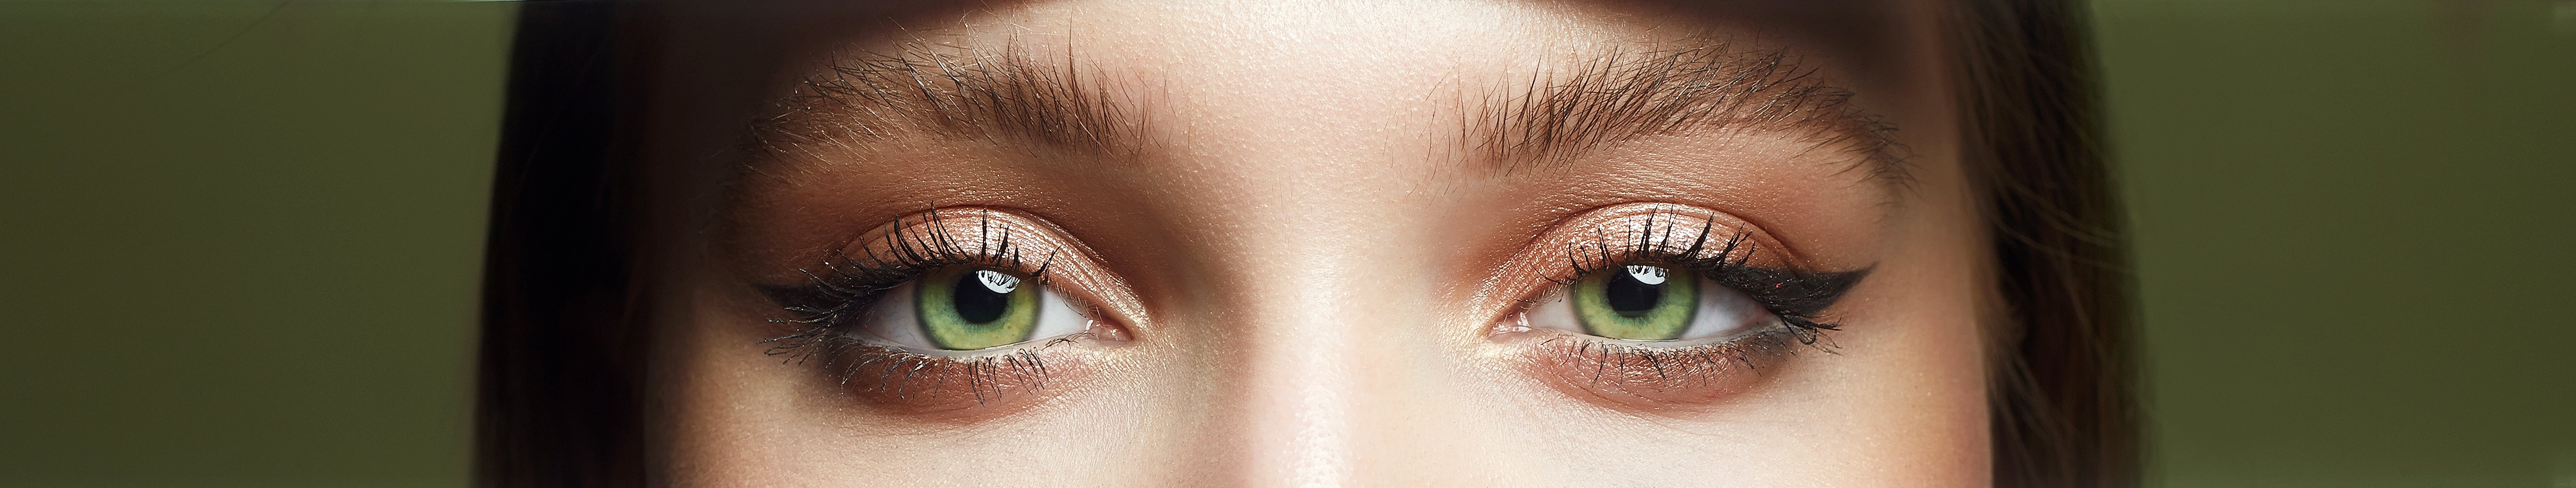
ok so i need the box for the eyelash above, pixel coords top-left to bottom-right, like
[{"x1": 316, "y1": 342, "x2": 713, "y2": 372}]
[
  {"x1": 756, "y1": 211, "x2": 1085, "y2": 405},
  {"x1": 1518, "y1": 211, "x2": 1867, "y2": 384},
  {"x1": 746, "y1": 207, "x2": 1866, "y2": 407}
]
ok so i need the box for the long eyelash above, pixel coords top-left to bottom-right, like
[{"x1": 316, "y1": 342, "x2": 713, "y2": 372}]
[
  {"x1": 754, "y1": 210, "x2": 1065, "y2": 403},
  {"x1": 1540, "y1": 209, "x2": 1869, "y2": 370}
]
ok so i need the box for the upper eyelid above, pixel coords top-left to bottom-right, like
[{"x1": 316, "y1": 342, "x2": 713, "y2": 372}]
[
  {"x1": 1526, "y1": 205, "x2": 1780, "y2": 277},
  {"x1": 1477, "y1": 202, "x2": 1867, "y2": 320},
  {"x1": 763, "y1": 207, "x2": 1148, "y2": 332}
]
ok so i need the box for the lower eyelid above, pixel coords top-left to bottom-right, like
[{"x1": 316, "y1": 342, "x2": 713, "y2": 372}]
[
  {"x1": 813, "y1": 341, "x2": 1096, "y2": 419},
  {"x1": 760, "y1": 308, "x2": 1111, "y2": 420},
  {"x1": 1500, "y1": 328, "x2": 1804, "y2": 412}
]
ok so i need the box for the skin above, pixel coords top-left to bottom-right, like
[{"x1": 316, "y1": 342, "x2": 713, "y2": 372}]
[{"x1": 656, "y1": 0, "x2": 1991, "y2": 486}]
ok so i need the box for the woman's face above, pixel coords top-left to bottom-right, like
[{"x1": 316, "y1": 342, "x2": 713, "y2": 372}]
[{"x1": 659, "y1": 0, "x2": 1990, "y2": 485}]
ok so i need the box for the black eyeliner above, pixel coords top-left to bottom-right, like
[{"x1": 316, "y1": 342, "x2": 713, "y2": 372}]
[
  {"x1": 750, "y1": 210, "x2": 1071, "y2": 405},
  {"x1": 1551, "y1": 209, "x2": 1871, "y2": 337}
]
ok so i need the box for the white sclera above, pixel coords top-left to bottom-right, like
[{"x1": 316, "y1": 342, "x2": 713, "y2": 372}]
[{"x1": 1677, "y1": 280, "x2": 1771, "y2": 340}]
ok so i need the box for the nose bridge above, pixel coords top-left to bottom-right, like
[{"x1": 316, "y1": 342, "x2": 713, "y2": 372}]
[
  {"x1": 1146, "y1": 20, "x2": 1471, "y2": 483},
  {"x1": 1222, "y1": 233, "x2": 1371, "y2": 488},
  {"x1": 1177, "y1": 142, "x2": 1425, "y2": 488},
  {"x1": 1214, "y1": 216, "x2": 1487, "y2": 487}
]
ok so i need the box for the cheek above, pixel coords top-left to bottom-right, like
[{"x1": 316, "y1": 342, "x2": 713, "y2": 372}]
[
  {"x1": 1851, "y1": 303, "x2": 1992, "y2": 484},
  {"x1": 1792, "y1": 218, "x2": 1997, "y2": 484},
  {"x1": 657, "y1": 287, "x2": 832, "y2": 486},
  {"x1": 659, "y1": 281, "x2": 1194, "y2": 486}
]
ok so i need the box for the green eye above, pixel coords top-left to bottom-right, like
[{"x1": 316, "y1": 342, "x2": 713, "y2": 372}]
[
  {"x1": 914, "y1": 267, "x2": 1041, "y2": 350},
  {"x1": 1569, "y1": 265, "x2": 1699, "y2": 341}
]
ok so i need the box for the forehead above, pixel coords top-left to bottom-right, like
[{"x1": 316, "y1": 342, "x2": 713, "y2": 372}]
[{"x1": 727, "y1": 0, "x2": 1932, "y2": 89}]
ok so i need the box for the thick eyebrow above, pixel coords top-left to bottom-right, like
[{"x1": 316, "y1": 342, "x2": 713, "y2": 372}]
[
  {"x1": 752, "y1": 41, "x2": 1902, "y2": 184},
  {"x1": 752, "y1": 43, "x2": 1139, "y2": 159},
  {"x1": 1467, "y1": 44, "x2": 1908, "y2": 184}
]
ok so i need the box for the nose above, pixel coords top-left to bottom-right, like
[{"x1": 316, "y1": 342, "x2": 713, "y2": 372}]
[
  {"x1": 1220, "y1": 244, "x2": 1369, "y2": 486},
  {"x1": 1152, "y1": 26, "x2": 1500, "y2": 480},
  {"x1": 1205, "y1": 228, "x2": 1500, "y2": 487}
]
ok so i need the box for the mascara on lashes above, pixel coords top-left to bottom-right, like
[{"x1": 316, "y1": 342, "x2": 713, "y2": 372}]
[
  {"x1": 1499, "y1": 208, "x2": 1872, "y2": 403},
  {"x1": 750, "y1": 210, "x2": 1092, "y2": 408}
]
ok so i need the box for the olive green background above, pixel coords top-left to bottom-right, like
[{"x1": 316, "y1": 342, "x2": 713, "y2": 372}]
[
  {"x1": 2101, "y1": 2, "x2": 2576, "y2": 486},
  {"x1": 0, "y1": 1, "x2": 2568, "y2": 486}
]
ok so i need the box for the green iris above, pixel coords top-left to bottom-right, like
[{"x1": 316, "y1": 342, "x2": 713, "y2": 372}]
[
  {"x1": 914, "y1": 267, "x2": 1040, "y2": 350},
  {"x1": 1570, "y1": 264, "x2": 1699, "y2": 341}
]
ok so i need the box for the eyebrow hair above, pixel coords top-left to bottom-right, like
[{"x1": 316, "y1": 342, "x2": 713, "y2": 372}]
[
  {"x1": 752, "y1": 40, "x2": 1904, "y2": 185},
  {"x1": 1468, "y1": 44, "x2": 1908, "y2": 183},
  {"x1": 752, "y1": 42, "x2": 1140, "y2": 159}
]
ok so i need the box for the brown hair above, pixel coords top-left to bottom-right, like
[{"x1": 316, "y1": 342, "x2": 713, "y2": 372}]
[
  {"x1": 475, "y1": 1, "x2": 2134, "y2": 486},
  {"x1": 1951, "y1": 1, "x2": 2139, "y2": 486},
  {"x1": 476, "y1": 2, "x2": 649, "y2": 485}
]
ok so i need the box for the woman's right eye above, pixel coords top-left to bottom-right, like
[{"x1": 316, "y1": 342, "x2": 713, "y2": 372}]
[{"x1": 853, "y1": 266, "x2": 1093, "y2": 352}]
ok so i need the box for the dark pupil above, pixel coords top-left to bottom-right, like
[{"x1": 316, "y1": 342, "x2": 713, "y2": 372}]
[
  {"x1": 1602, "y1": 270, "x2": 1662, "y2": 317},
  {"x1": 950, "y1": 272, "x2": 1010, "y2": 324}
]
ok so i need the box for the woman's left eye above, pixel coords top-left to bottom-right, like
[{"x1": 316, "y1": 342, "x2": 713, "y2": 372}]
[
  {"x1": 1522, "y1": 264, "x2": 1777, "y2": 342},
  {"x1": 854, "y1": 266, "x2": 1091, "y2": 351}
]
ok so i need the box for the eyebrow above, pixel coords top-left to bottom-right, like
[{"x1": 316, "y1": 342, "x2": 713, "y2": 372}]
[
  {"x1": 1467, "y1": 44, "x2": 1908, "y2": 183},
  {"x1": 752, "y1": 41, "x2": 1904, "y2": 184},
  {"x1": 753, "y1": 43, "x2": 1141, "y2": 159}
]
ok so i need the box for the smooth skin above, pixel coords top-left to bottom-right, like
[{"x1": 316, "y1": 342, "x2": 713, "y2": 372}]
[{"x1": 660, "y1": 0, "x2": 1990, "y2": 485}]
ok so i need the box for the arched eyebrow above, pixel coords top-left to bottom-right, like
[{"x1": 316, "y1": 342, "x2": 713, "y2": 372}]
[
  {"x1": 1467, "y1": 44, "x2": 1909, "y2": 185},
  {"x1": 751, "y1": 43, "x2": 1144, "y2": 160},
  {"x1": 749, "y1": 42, "x2": 1905, "y2": 186}
]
